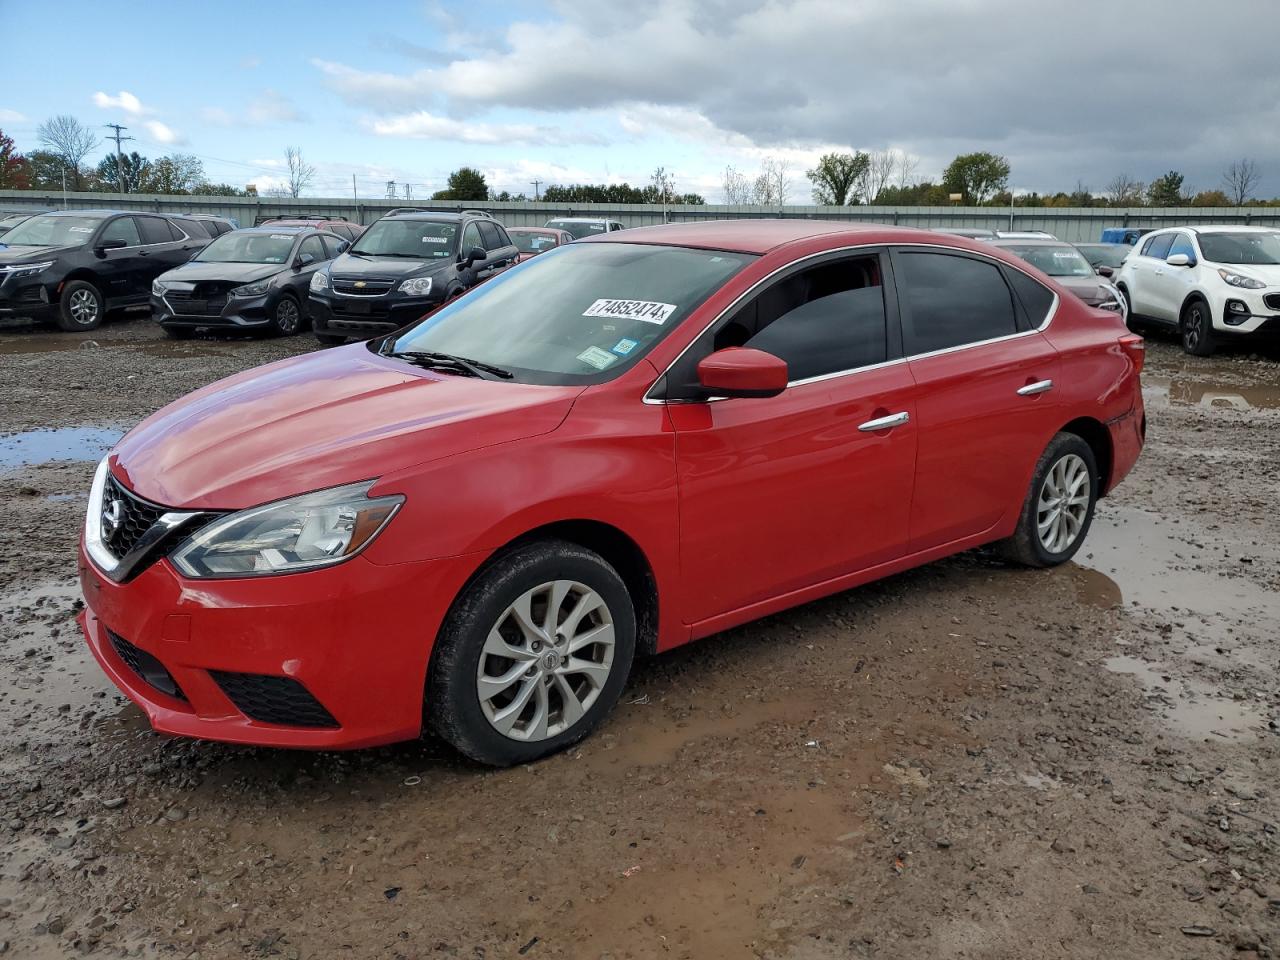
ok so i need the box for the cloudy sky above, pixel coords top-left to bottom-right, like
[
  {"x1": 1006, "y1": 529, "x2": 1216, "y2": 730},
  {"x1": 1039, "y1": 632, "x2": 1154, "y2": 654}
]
[{"x1": 2, "y1": 0, "x2": 1277, "y2": 202}]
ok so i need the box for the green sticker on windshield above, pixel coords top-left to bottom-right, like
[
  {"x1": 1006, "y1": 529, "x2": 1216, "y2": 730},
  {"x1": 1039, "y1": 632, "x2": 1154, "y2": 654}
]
[{"x1": 576, "y1": 345, "x2": 617, "y2": 370}]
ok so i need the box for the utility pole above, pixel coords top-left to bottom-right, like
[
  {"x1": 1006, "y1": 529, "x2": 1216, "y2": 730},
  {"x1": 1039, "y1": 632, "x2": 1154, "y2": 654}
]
[
  {"x1": 60, "y1": 166, "x2": 67, "y2": 209},
  {"x1": 530, "y1": 179, "x2": 541, "y2": 201},
  {"x1": 352, "y1": 174, "x2": 358, "y2": 203},
  {"x1": 103, "y1": 123, "x2": 134, "y2": 195}
]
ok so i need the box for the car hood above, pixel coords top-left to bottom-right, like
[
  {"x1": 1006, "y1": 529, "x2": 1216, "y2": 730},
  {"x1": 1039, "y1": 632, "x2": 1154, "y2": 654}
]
[
  {"x1": 158, "y1": 261, "x2": 284, "y2": 285},
  {"x1": 0, "y1": 243, "x2": 80, "y2": 263},
  {"x1": 1056, "y1": 275, "x2": 1116, "y2": 304},
  {"x1": 110, "y1": 346, "x2": 581, "y2": 510},
  {"x1": 328, "y1": 252, "x2": 452, "y2": 279}
]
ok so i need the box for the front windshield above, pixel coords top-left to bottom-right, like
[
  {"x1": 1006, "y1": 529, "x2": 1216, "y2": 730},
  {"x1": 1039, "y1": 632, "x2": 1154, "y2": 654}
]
[
  {"x1": 2, "y1": 214, "x2": 105, "y2": 248},
  {"x1": 1004, "y1": 244, "x2": 1094, "y2": 277},
  {"x1": 387, "y1": 242, "x2": 755, "y2": 385},
  {"x1": 510, "y1": 231, "x2": 561, "y2": 254},
  {"x1": 547, "y1": 220, "x2": 606, "y2": 240},
  {"x1": 1078, "y1": 245, "x2": 1129, "y2": 269},
  {"x1": 196, "y1": 232, "x2": 295, "y2": 264},
  {"x1": 351, "y1": 220, "x2": 458, "y2": 258},
  {"x1": 1198, "y1": 232, "x2": 1280, "y2": 266}
]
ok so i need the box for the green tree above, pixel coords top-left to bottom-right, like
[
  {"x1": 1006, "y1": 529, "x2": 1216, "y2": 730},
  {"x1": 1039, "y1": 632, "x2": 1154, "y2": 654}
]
[
  {"x1": 1191, "y1": 189, "x2": 1230, "y2": 207},
  {"x1": 0, "y1": 129, "x2": 29, "y2": 189},
  {"x1": 189, "y1": 181, "x2": 252, "y2": 197},
  {"x1": 941, "y1": 151, "x2": 1010, "y2": 204},
  {"x1": 1147, "y1": 171, "x2": 1187, "y2": 206},
  {"x1": 142, "y1": 154, "x2": 207, "y2": 194},
  {"x1": 96, "y1": 151, "x2": 150, "y2": 193},
  {"x1": 18, "y1": 150, "x2": 71, "y2": 190},
  {"x1": 432, "y1": 166, "x2": 489, "y2": 201},
  {"x1": 805, "y1": 151, "x2": 869, "y2": 205}
]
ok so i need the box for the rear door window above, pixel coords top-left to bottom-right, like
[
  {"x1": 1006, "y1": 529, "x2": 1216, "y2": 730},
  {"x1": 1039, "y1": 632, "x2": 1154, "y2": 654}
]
[
  {"x1": 477, "y1": 220, "x2": 505, "y2": 251},
  {"x1": 137, "y1": 217, "x2": 176, "y2": 245},
  {"x1": 894, "y1": 250, "x2": 1018, "y2": 355}
]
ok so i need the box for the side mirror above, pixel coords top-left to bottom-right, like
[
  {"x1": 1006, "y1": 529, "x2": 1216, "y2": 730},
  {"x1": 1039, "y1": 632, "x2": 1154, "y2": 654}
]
[
  {"x1": 1166, "y1": 253, "x2": 1194, "y2": 267},
  {"x1": 1096, "y1": 265, "x2": 1114, "y2": 277},
  {"x1": 94, "y1": 237, "x2": 128, "y2": 256},
  {"x1": 295, "y1": 252, "x2": 316, "y2": 268},
  {"x1": 696, "y1": 347, "x2": 788, "y2": 399},
  {"x1": 465, "y1": 245, "x2": 487, "y2": 267}
]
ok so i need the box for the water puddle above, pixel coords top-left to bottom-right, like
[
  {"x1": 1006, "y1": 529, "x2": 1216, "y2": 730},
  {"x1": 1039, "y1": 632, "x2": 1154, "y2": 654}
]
[
  {"x1": 0, "y1": 334, "x2": 111, "y2": 355},
  {"x1": 0, "y1": 426, "x2": 123, "y2": 470},
  {"x1": 1103, "y1": 655, "x2": 1260, "y2": 740},
  {"x1": 1144, "y1": 373, "x2": 1280, "y2": 412}
]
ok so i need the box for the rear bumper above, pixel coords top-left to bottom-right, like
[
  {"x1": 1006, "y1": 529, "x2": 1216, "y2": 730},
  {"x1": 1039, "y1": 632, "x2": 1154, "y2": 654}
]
[
  {"x1": 1104, "y1": 393, "x2": 1145, "y2": 495},
  {"x1": 78, "y1": 540, "x2": 480, "y2": 749}
]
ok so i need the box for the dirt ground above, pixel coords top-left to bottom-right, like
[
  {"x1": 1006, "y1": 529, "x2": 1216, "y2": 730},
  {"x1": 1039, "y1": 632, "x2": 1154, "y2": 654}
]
[{"x1": 0, "y1": 313, "x2": 1278, "y2": 960}]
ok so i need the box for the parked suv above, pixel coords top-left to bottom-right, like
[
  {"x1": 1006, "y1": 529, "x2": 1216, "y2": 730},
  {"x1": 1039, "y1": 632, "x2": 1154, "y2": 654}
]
[
  {"x1": 544, "y1": 217, "x2": 625, "y2": 239},
  {"x1": 308, "y1": 210, "x2": 519, "y2": 344},
  {"x1": 152, "y1": 226, "x2": 348, "y2": 338},
  {"x1": 1113, "y1": 225, "x2": 1280, "y2": 356},
  {"x1": 0, "y1": 210, "x2": 208, "y2": 330}
]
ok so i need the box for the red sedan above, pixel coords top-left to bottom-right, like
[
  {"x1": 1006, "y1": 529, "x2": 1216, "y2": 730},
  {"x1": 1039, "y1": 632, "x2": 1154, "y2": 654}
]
[{"x1": 78, "y1": 221, "x2": 1145, "y2": 764}]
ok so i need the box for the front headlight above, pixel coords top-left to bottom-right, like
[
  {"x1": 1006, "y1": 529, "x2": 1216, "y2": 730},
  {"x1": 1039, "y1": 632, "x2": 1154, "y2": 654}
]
[
  {"x1": 309, "y1": 270, "x2": 329, "y2": 292},
  {"x1": 169, "y1": 480, "x2": 403, "y2": 578},
  {"x1": 1218, "y1": 268, "x2": 1266, "y2": 290},
  {"x1": 151, "y1": 280, "x2": 167, "y2": 296},
  {"x1": 230, "y1": 278, "x2": 272, "y2": 298},
  {"x1": 399, "y1": 276, "x2": 433, "y2": 296},
  {"x1": 1, "y1": 260, "x2": 55, "y2": 279}
]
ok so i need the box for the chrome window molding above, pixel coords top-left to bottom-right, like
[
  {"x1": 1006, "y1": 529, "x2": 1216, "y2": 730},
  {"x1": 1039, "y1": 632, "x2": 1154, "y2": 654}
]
[{"x1": 642, "y1": 240, "x2": 1059, "y2": 405}]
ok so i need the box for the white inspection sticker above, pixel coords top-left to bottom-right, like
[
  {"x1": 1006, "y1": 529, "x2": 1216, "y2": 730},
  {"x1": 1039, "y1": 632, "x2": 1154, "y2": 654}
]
[
  {"x1": 583, "y1": 298, "x2": 676, "y2": 325},
  {"x1": 270, "y1": 234, "x2": 293, "y2": 240},
  {"x1": 422, "y1": 236, "x2": 450, "y2": 243},
  {"x1": 576, "y1": 345, "x2": 618, "y2": 370},
  {"x1": 69, "y1": 226, "x2": 93, "y2": 234}
]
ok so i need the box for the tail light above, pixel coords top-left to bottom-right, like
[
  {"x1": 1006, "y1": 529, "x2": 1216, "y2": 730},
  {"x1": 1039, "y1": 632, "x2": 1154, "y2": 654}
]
[{"x1": 1119, "y1": 333, "x2": 1145, "y2": 374}]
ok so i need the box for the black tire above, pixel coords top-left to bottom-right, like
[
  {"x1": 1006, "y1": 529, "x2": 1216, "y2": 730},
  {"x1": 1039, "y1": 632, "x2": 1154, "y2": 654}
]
[
  {"x1": 57, "y1": 280, "x2": 105, "y2": 331},
  {"x1": 162, "y1": 326, "x2": 195, "y2": 340},
  {"x1": 1180, "y1": 298, "x2": 1215, "y2": 357},
  {"x1": 267, "y1": 294, "x2": 302, "y2": 337},
  {"x1": 427, "y1": 539, "x2": 636, "y2": 766},
  {"x1": 314, "y1": 332, "x2": 347, "y2": 347},
  {"x1": 997, "y1": 432, "x2": 1099, "y2": 568}
]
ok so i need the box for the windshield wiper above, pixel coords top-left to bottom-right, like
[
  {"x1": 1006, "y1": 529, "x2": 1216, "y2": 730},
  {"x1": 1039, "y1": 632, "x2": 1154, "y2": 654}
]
[{"x1": 392, "y1": 350, "x2": 514, "y2": 380}]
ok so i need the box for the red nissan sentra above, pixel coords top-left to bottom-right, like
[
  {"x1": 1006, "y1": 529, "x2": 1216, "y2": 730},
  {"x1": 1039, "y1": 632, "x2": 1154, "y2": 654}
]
[{"x1": 78, "y1": 221, "x2": 1145, "y2": 765}]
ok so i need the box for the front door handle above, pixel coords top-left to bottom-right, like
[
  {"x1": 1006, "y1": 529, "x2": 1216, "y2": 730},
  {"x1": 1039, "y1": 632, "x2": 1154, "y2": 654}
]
[
  {"x1": 857, "y1": 411, "x2": 910, "y2": 432},
  {"x1": 1017, "y1": 379, "x2": 1054, "y2": 396}
]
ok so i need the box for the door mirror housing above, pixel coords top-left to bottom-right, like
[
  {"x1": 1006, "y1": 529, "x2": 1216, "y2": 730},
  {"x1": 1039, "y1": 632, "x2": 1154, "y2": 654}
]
[
  {"x1": 295, "y1": 252, "x2": 316, "y2": 268},
  {"x1": 94, "y1": 237, "x2": 128, "y2": 256},
  {"x1": 1095, "y1": 265, "x2": 1114, "y2": 277},
  {"x1": 1166, "y1": 253, "x2": 1194, "y2": 267},
  {"x1": 696, "y1": 347, "x2": 788, "y2": 399},
  {"x1": 464, "y1": 245, "x2": 487, "y2": 267}
]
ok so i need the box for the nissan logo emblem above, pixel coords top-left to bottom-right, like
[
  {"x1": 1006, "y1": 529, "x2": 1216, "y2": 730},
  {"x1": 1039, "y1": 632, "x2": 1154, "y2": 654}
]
[{"x1": 101, "y1": 496, "x2": 123, "y2": 541}]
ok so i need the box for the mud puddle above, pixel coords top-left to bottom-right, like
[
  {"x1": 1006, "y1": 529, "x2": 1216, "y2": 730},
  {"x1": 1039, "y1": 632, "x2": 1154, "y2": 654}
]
[
  {"x1": 1103, "y1": 655, "x2": 1261, "y2": 740},
  {"x1": 1145, "y1": 373, "x2": 1280, "y2": 412},
  {"x1": 0, "y1": 426, "x2": 123, "y2": 470}
]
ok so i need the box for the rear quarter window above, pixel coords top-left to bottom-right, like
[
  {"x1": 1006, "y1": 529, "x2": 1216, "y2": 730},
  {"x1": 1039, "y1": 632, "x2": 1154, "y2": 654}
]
[{"x1": 1005, "y1": 268, "x2": 1056, "y2": 327}]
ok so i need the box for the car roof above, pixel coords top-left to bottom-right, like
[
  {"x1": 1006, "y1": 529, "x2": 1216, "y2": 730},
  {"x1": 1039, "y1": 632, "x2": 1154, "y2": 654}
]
[
  {"x1": 1186, "y1": 224, "x2": 1277, "y2": 234},
  {"x1": 547, "y1": 217, "x2": 616, "y2": 223},
  {"x1": 240, "y1": 225, "x2": 312, "y2": 235},
  {"x1": 989, "y1": 238, "x2": 1071, "y2": 247},
  {"x1": 386, "y1": 211, "x2": 466, "y2": 222},
  {"x1": 582, "y1": 219, "x2": 976, "y2": 255},
  {"x1": 508, "y1": 226, "x2": 561, "y2": 232}
]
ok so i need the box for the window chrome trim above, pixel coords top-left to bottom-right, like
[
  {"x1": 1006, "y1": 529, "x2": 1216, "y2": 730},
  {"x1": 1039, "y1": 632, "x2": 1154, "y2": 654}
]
[{"x1": 642, "y1": 240, "x2": 1059, "y2": 405}]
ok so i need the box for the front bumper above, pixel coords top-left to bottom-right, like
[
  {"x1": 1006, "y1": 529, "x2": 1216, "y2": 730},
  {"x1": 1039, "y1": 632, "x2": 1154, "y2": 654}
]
[
  {"x1": 309, "y1": 292, "x2": 440, "y2": 340},
  {"x1": 0, "y1": 276, "x2": 56, "y2": 320},
  {"x1": 1206, "y1": 289, "x2": 1280, "y2": 335},
  {"x1": 151, "y1": 291, "x2": 274, "y2": 329},
  {"x1": 78, "y1": 540, "x2": 480, "y2": 749}
]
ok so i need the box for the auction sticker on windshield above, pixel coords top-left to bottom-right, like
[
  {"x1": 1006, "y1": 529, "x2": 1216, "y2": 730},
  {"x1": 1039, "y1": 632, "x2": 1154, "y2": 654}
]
[
  {"x1": 583, "y1": 299, "x2": 676, "y2": 325},
  {"x1": 576, "y1": 345, "x2": 618, "y2": 370}
]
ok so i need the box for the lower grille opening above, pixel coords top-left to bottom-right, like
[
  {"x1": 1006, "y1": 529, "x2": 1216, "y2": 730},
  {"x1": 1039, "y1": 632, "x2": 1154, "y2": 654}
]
[
  {"x1": 107, "y1": 630, "x2": 186, "y2": 701},
  {"x1": 210, "y1": 671, "x2": 339, "y2": 728}
]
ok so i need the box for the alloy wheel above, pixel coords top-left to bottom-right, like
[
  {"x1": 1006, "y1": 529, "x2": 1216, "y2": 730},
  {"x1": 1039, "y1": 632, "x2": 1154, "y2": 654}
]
[
  {"x1": 69, "y1": 289, "x2": 99, "y2": 326},
  {"x1": 475, "y1": 580, "x2": 616, "y2": 742},
  {"x1": 1036, "y1": 453, "x2": 1090, "y2": 554},
  {"x1": 276, "y1": 298, "x2": 300, "y2": 334},
  {"x1": 1183, "y1": 306, "x2": 1203, "y2": 351}
]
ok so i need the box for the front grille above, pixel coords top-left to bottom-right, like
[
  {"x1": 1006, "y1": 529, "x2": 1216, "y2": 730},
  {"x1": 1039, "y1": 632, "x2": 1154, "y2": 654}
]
[
  {"x1": 210, "y1": 672, "x2": 339, "y2": 728},
  {"x1": 332, "y1": 277, "x2": 395, "y2": 297},
  {"x1": 101, "y1": 476, "x2": 164, "y2": 561},
  {"x1": 1264, "y1": 293, "x2": 1280, "y2": 311},
  {"x1": 165, "y1": 284, "x2": 231, "y2": 317},
  {"x1": 108, "y1": 630, "x2": 186, "y2": 700}
]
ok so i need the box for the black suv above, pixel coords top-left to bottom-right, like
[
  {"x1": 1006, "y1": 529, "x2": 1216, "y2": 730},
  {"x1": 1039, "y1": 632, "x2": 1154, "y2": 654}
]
[
  {"x1": 151, "y1": 226, "x2": 348, "y2": 338},
  {"x1": 307, "y1": 210, "x2": 519, "y2": 344},
  {"x1": 0, "y1": 209, "x2": 208, "y2": 330}
]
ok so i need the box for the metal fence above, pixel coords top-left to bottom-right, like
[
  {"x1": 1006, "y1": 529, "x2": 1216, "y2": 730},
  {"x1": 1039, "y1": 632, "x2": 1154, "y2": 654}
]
[{"x1": 3, "y1": 189, "x2": 1279, "y2": 243}]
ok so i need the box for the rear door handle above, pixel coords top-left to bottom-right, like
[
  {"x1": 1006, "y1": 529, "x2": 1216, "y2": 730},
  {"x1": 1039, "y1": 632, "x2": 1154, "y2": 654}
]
[
  {"x1": 857, "y1": 411, "x2": 910, "y2": 432},
  {"x1": 1017, "y1": 379, "x2": 1054, "y2": 396}
]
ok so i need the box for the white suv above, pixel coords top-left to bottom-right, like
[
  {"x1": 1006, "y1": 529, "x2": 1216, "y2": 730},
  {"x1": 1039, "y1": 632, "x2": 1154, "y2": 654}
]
[{"x1": 1114, "y1": 225, "x2": 1280, "y2": 356}]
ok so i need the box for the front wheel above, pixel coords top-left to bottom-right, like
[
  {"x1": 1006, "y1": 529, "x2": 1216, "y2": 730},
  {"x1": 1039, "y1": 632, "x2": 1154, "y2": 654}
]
[
  {"x1": 57, "y1": 280, "x2": 105, "y2": 331},
  {"x1": 428, "y1": 540, "x2": 636, "y2": 766},
  {"x1": 1180, "y1": 299, "x2": 1215, "y2": 357},
  {"x1": 998, "y1": 433, "x2": 1098, "y2": 568},
  {"x1": 267, "y1": 295, "x2": 302, "y2": 336}
]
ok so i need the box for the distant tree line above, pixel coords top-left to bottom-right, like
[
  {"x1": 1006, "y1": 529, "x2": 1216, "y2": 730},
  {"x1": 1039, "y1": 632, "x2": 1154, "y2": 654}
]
[{"x1": 429, "y1": 165, "x2": 707, "y2": 205}]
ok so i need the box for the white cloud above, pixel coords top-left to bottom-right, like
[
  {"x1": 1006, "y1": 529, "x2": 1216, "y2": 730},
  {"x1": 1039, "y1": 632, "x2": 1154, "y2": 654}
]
[
  {"x1": 0, "y1": 108, "x2": 27, "y2": 123},
  {"x1": 200, "y1": 91, "x2": 305, "y2": 128},
  {"x1": 92, "y1": 90, "x2": 151, "y2": 116},
  {"x1": 144, "y1": 120, "x2": 184, "y2": 145},
  {"x1": 368, "y1": 110, "x2": 598, "y2": 146}
]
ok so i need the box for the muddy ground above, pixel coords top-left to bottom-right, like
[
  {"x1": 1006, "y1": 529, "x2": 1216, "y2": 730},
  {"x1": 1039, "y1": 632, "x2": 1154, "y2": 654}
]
[{"x1": 0, "y1": 314, "x2": 1278, "y2": 960}]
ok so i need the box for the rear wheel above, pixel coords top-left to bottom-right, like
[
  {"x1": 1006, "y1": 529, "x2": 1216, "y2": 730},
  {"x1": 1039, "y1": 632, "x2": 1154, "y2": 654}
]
[
  {"x1": 428, "y1": 539, "x2": 636, "y2": 766},
  {"x1": 998, "y1": 432, "x2": 1098, "y2": 568},
  {"x1": 1180, "y1": 299, "x2": 1215, "y2": 356},
  {"x1": 57, "y1": 280, "x2": 104, "y2": 331}
]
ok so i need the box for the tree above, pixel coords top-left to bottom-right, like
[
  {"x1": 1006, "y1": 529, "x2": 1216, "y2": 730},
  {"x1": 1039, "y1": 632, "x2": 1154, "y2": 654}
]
[
  {"x1": 858, "y1": 149, "x2": 898, "y2": 205},
  {"x1": 37, "y1": 115, "x2": 99, "y2": 190},
  {"x1": 143, "y1": 154, "x2": 207, "y2": 194},
  {"x1": 752, "y1": 157, "x2": 790, "y2": 207},
  {"x1": 941, "y1": 152, "x2": 1010, "y2": 205},
  {"x1": 895, "y1": 152, "x2": 920, "y2": 191},
  {"x1": 96, "y1": 151, "x2": 150, "y2": 193},
  {"x1": 805, "y1": 151, "x2": 869, "y2": 206},
  {"x1": 1191, "y1": 189, "x2": 1230, "y2": 207},
  {"x1": 649, "y1": 166, "x2": 675, "y2": 207},
  {"x1": 723, "y1": 165, "x2": 751, "y2": 204},
  {"x1": 432, "y1": 166, "x2": 488, "y2": 201},
  {"x1": 0, "y1": 129, "x2": 29, "y2": 189},
  {"x1": 1222, "y1": 158, "x2": 1260, "y2": 206},
  {"x1": 189, "y1": 182, "x2": 253, "y2": 197},
  {"x1": 1105, "y1": 173, "x2": 1146, "y2": 206},
  {"x1": 1147, "y1": 170, "x2": 1187, "y2": 206},
  {"x1": 284, "y1": 146, "x2": 314, "y2": 198},
  {"x1": 1067, "y1": 180, "x2": 1097, "y2": 207}
]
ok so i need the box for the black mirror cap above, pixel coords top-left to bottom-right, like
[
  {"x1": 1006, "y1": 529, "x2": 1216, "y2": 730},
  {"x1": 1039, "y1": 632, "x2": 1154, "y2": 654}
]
[
  {"x1": 467, "y1": 245, "x2": 487, "y2": 265},
  {"x1": 94, "y1": 237, "x2": 128, "y2": 255}
]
